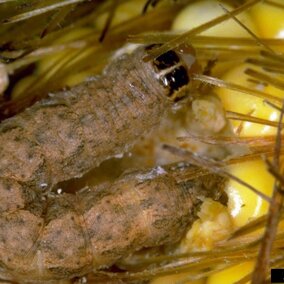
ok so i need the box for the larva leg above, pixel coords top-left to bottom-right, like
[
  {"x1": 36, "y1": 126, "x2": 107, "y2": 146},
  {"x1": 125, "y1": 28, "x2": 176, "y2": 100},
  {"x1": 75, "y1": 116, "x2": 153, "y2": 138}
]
[{"x1": 0, "y1": 165, "x2": 226, "y2": 282}]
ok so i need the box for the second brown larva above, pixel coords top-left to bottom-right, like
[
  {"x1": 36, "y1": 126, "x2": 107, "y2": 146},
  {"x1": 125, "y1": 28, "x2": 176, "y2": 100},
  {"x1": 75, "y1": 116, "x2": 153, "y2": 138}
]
[
  {"x1": 0, "y1": 44, "x2": 214, "y2": 282},
  {"x1": 1, "y1": 163, "x2": 227, "y2": 282}
]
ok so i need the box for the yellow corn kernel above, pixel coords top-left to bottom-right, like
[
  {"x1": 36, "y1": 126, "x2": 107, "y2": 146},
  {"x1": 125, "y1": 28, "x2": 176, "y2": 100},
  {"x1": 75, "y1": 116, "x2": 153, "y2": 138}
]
[
  {"x1": 207, "y1": 261, "x2": 254, "y2": 284},
  {"x1": 215, "y1": 64, "x2": 284, "y2": 136},
  {"x1": 191, "y1": 96, "x2": 227, "y2": 133},
  {"x1": 150, "y1": 200, "x2": 233, "y2": 284},
  {"x1": 179, "y1": 199, "x2": 234, "y2": 252},
  {"x1": 151, "y1": 274, "x2": 205, "y2": 284},
  {"x1": 251, "y1": 0, "x2": 284, "y2": 39},
  {"x1": 172, "y1": 0, "x2": 257, "y2": 37},
  {"x1": 226, "y1": 159, "x2": 274, "y2": 228}
]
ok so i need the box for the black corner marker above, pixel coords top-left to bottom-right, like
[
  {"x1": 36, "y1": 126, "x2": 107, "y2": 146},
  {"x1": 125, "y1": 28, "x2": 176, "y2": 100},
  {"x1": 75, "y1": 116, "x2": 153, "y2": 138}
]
[{"x1": 271, "y1": 269, "x2": 284, "y2": 283}]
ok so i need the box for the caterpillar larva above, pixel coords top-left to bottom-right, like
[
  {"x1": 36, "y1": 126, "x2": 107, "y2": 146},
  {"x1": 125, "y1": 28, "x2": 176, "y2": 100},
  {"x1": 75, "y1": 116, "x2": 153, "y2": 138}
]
[
  {"x1": 0, "y1": 163, "x2": 226, "y2": 282},
  {"x1": 0, "y1": 45, "x2": 209, "y2": 282},
  {"x1": 0, "y1": 44, "x2": 199, "y2": 190}
]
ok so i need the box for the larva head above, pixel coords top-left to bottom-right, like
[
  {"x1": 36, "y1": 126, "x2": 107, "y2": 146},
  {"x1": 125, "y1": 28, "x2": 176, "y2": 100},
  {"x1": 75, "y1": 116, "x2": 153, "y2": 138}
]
[{"x1": 151, "y1": 44, "x2": 201, "y2": 102}]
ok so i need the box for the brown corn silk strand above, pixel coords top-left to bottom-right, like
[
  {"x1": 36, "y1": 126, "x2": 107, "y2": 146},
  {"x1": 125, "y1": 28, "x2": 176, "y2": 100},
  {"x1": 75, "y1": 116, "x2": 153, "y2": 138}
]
[
  {"x1": 143, "y1": 0, "x2": 261, "y2": 61},
  {"x1": 162, "y1": 144, "x2": 271, "y2": 202},
  {"x1": 252, "y1": 101, "x2": 284, "y2": 283},
  {"x1": 98, "y1": 0, "x2": 118, "y2": 42},
  {"x1": 1, "y1": 0, "x2": 88, "y2": 24},
  {"x1": 40, "y1": 5, "x2": 75, "y2": 38},
  {"x1": 218, "y1": 3, "x2": 276, "y2": 55}
]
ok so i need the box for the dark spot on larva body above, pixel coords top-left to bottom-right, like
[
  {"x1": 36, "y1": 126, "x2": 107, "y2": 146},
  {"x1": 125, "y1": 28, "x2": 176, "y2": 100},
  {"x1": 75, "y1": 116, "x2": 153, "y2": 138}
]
[
  {"x1": 0, "y1": 236, "x2": 6, "y2": 244},
  {"x1": 27, "y1": 151, "x2": 34, "y2": 160},
  {"x1": 105, "y1": 234, "x2": 113, "y2": 241},
  {"x1": 57, "y1": 112, "x2": 67, "y2": 120},
  {"x1": 140, "y1": 198, "x2": 154, "y2": 209},
  {"x1": 161, "y1": 203, "x2": 169, "y2": 210},
  {"x1": 154, "y1": 185, "x2": 162, "y2": 192},
  {"x1": 4, "y1": 183, "x2": 11, "y2": 191},
  {"x1": 153, "y1": 218, "x2": 170, "y2": 229},
  {"x1": 0, "y1": 115, "x2": 27, "y2": 134},
  {"x1": 55, "y1": 229, "x2": 63, "y2": 237},
  {"x1": 13, "y1": 136, "x2": 21, "y2": 142},
  {"x1": 47, "y1": 266, "x2": 78, "y2": 278}
]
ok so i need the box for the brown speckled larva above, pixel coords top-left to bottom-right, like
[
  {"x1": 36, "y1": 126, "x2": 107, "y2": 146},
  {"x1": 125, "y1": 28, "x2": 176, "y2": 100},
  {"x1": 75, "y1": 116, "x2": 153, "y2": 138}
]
[
  {"x1": 0, "y1": 44, "x2": 222, "y2": 282},
  {"x1": 0, "y1": 164, "x2": 227, "y2": 282}
]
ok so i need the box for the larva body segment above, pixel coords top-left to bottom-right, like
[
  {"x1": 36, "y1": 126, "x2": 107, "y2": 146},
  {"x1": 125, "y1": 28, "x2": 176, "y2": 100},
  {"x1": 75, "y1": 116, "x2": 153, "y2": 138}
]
[
  {"x1": 0, "y1": 166, "x2": 226, "y2": 282},
  {"x1": 0, "y1": 47, "x2": 172, "y2": 188}
]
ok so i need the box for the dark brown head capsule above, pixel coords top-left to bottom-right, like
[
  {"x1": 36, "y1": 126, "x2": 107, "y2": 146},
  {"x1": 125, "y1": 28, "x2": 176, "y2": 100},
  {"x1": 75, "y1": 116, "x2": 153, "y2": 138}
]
[{"x1": 151, "y1": 44, "x2": 200, "y2": 102}]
